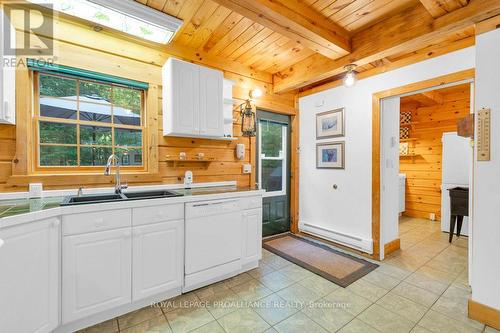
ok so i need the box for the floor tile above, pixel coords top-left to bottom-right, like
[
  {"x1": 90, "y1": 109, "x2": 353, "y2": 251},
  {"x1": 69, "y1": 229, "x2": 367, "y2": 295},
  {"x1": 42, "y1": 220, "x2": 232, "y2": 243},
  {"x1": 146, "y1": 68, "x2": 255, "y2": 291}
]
[
  {"x1": 298, "y1": 274, "x2": 339, "y2": 297},
  {"x1": 377, "y1": 263, "x2": 413, "y2": 280},
  {"x1": 165, "y1": 306, "x2": 214, "y2": 333},
  {"x1": 230, "y1": 279, "x2": 273, "y2": 302},
  {"x1": 405, "y1": 271, "x2": 449, "y2": 295},
  {"x1": 410, "y1": 326, "x2": 432, "y2": 333},
  {"x1": 362, "y1": 270, "x2": 401, "y2": 290},
  {"x1": 431, "y1": 295, "x2": 484, "y2": 330},
  {"x1": 323, "y1": 288, "x2": 372, "y2": 316},
  {"x1": 120, "y1": 315, "x2": 172, "y2": 333},
  {"x1": 217, "y1": 308, "x2": 270, "y2": 333},
  {"x1": 358, "y1": 304, "x2": 415, "y2": 333},
  {"x1": 159, "y1": 293, "x2": 200, "y2": 314},
  {"x1": 118, "y1": 306, "x2": 164, "y2": 330},
  {"x1": 391, "y1": 282, "x2": 440, "y2": 307},
  {"x1": 276, "y1": 283, "x2": 322, "y2": 306},
  {"x1": 203, "y1": 288, "x2": 244, "y2": 319},
  {"x1": 376, "y1": 292, "x2": 428, "y2": 322},
  {"x1": 485, "y1": 326, "x2": 500, "y2": 333},
  {"x1": 274, "y1": 311, "x2": 329, "y2": 333},
  {"x1": 252, "y1": 293, "x2": 299, "y2": 325},
  {"x1": 258, "y1": 271, "x2": 296, "y2": 292},
  {"x1": 77, "y1": 319, "x2": 119, "y2": 333},
  {"x1": 418, "y1": 310, "x2": 483, "y2": 333},
  {"x1": 302, "y1": 302, "x2": 354, "y2": 332},
  {"x1": 194, "y1": 281, "x2": 230, "y2": 300},
  {"x1": 347, "y1": 278, "x2": 389, "y2": 302},
  {"x1": 224, "y1": 272, "x2": 255, "y2": 288},
  {"x1": 337, "y1": 318, "x2": 379, "y2": 333},
  {"x1": 262, "y1": 255, "x2": 293, "y2": 270},
  {"x1": 277, "y1": 264, "x2": 314, "y2": 282},
  {"x1": 188, "y1": 321, "x2": 225, "y2": 333},
  {"x1": 248, "y1": 263, "x2": 276, "y2": 280}
]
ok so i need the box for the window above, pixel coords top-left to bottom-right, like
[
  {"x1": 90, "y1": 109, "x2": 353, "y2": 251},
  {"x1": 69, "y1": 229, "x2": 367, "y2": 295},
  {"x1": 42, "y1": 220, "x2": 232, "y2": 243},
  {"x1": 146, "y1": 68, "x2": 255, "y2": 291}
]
[
  {"x1": 258, "y1": 119, "x2": 287, "y2": 196},
  {"x1": 35, "y1": 72, "x2": 145, "y2": 169}
]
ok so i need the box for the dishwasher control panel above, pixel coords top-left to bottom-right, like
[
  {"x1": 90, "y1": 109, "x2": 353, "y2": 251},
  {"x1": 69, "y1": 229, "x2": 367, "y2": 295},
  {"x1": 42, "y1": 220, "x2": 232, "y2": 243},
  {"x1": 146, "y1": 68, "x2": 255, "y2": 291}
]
[{"x1": 186, "y1": 199, "x2": 240, "y2": 218}]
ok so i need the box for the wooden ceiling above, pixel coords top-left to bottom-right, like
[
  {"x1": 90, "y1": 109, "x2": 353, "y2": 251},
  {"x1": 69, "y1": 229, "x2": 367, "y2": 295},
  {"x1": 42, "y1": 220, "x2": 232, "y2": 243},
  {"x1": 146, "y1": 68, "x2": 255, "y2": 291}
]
[{"x1": 134, "y1": 0, "x2": 500, "y2": 93}]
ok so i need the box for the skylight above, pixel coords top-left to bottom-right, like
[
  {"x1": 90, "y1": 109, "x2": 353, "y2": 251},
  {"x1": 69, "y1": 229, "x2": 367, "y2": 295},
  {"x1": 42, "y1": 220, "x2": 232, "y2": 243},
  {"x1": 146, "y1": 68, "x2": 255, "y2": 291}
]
[{"x1": 28, "y1": 0, "x2": 183, "y2": 44}]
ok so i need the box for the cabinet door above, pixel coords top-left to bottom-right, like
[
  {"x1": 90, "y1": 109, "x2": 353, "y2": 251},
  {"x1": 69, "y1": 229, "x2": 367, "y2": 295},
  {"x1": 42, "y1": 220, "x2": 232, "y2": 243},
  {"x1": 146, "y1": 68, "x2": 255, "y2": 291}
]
[
  {"x1": 199, "y1": 66, "x2": 223, "y2": 137},
  {"x1": 62, "y1": 228, "x2": 132, "y2": 323},
  {"x1": 242, "y1": 208, "x2": 262, "y2": 265},
  {"x1": 132, "y1": 220, "x2": 183, "y2": 301},
  {"x1": 167, "y1": 59, "x2": 200, "y2": 136},
  {"x1": 0, "y1": 218, "x2": 59, "y2": 333}
]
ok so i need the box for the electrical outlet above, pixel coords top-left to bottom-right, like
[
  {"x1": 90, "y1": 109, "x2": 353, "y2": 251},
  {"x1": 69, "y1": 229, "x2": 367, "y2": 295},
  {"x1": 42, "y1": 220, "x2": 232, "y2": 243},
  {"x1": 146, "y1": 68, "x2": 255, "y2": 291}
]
[
  {"x1": 29, "y1": 183, "x2": 43, "y2": 198},
  {"x1": 242, "y1": 164, "x2": 252, "y2": 174}
]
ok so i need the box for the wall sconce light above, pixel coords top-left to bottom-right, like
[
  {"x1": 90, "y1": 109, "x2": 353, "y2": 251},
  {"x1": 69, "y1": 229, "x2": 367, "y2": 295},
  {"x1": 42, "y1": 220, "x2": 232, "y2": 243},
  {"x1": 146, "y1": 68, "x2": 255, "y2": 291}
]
[
  {"x1": 249, "y1": 88, "x2": 263, "y2": 99},
  {"x1": 343, "y1": 64, "x2": 357, "y2": 87},
  {"x1": 240, "y1": 100, "x2": 256, "y2": 137}
]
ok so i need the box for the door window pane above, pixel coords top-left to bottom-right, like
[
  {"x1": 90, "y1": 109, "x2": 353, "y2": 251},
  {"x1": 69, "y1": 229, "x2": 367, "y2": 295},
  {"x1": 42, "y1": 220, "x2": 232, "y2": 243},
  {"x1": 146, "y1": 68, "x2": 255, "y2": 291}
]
[
  {"x1": 261, "y1": 160, "x2": 283, "y2": 192},
  {"x1": 115, "y1": 128, "x2": 142, "y2": 146},
  {"x1": 39, "y1": 146, "x2": 77, "y2": 166},
  {"x1": 80, "y1": 147, "x2": 112, "y2": 166},
  {"x1": 261, "y1": 121, "x2": 283, "y2": 157},
  {"x1": 39, "y1": 122, "x2": 77, "y2": 144},
  {"x1": 80, "y1": 125, "x2": 112, "y2": 145}
]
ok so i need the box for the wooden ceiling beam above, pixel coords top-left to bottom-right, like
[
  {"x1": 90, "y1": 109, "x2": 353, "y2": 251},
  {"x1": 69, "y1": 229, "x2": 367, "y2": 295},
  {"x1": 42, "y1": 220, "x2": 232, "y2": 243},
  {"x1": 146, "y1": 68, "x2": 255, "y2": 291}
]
[
  {"x1": 409, "y1": 90, "x2": 445, "y2": 106},
  {"x1": 210, "y1": 0, "x2": 351, "y2": 59},
  {"x1": 274, "y1": 0, "x2": 500, "y2": 93},
  {"x1": 419, "y1": 0, "x2": 470, "y2": 18}
]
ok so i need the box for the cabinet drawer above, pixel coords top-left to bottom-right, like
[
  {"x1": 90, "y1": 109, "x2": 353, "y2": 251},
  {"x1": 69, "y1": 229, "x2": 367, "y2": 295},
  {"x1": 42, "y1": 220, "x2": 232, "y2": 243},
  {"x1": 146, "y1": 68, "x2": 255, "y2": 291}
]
[
  {"x1": 132, "y1": 204, "x2": 184, "y2": 226},
  {"x1": 240, "y1": 196, "x2": 262, "y2": 210},
  {"x1": 62, "y1": 209, "x2": 131, "y2": 236}
]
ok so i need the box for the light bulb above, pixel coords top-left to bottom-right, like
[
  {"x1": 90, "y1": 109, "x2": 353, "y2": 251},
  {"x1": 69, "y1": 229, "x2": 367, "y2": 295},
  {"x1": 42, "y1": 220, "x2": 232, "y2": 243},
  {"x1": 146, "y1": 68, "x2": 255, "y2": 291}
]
[
  {"x1": 249, "y1": 88, "x2": 263, "y2": 99},
  {"x1": 343, "y1": 71, "x2": 357, "y2": 87}
]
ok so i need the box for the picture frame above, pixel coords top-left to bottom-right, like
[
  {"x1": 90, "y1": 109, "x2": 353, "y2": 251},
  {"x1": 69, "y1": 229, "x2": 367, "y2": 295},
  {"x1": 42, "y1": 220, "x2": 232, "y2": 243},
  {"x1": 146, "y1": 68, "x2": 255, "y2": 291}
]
[
  {"x1": 316, "y1": 141, "x2": 345, "y2": 169},
  {"x1": 316, "y1": 108, "x2": 345, "y2": 139}
]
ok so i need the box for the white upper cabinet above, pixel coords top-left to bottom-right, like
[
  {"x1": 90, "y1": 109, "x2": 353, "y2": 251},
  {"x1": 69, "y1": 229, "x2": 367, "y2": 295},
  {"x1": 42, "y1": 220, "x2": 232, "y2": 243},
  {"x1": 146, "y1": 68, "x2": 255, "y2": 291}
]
[
  {"x1": 163, "y1": 58, "x2": 224, "y2": 138},
  {"x1": 0, "y1": 7, "x2": 16, "y2": 125},
  {"x1": 0, "y1": 218, "x2": 60, "y2": 333}
]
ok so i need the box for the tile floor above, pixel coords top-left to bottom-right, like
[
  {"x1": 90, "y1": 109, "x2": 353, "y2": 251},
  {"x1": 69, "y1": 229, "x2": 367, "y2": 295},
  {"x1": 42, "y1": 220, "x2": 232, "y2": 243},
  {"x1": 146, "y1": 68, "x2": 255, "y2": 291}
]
[{"x1": 79, "y1": 217, "x2": 498, "y2": 333}]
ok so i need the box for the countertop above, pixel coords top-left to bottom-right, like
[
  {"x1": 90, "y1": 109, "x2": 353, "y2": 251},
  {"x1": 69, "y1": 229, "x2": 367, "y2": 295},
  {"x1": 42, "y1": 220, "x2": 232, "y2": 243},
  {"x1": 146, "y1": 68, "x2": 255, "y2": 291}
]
[{"x1": 0, "y1": 185, "x2": 264, "y2": 229}]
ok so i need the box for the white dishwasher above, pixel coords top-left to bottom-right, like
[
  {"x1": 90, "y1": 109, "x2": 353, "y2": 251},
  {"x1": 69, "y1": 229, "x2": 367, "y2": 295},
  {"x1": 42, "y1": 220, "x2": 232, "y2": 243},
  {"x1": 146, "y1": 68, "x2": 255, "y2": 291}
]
[{"x1": 184, "y1": 199, "x2": 243, "y2": 291}]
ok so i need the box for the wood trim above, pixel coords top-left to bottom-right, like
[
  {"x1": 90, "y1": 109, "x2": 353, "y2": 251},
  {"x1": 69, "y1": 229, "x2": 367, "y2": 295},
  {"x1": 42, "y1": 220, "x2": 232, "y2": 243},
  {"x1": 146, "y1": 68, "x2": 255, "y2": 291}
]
[
  {"x1": 476, "y1": 14, "x2": 500, "y2": 35},
  {"x1": 384, "y1": 238, "x2": 401, "y2": 257},
  {"x1": 371, "y1": 69, "x2": 475, "y2": 259},
  {"x1": 146, "y1": 85, "x2": 159, "y2": 174},
  {"x1": 469, "y1": 298, "x2": 500, "y2": 330},
  {"x1": 290, "y1": 99, "x2": 300, "y2": 233},
  {"x1": 13, "y1": 65, "x2": 32, "y2": 176}
]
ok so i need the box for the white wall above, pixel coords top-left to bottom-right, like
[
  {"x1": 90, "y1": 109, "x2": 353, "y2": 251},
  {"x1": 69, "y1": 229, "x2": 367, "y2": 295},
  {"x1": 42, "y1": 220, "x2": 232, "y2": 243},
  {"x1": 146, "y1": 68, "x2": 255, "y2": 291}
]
[
  {"x1": 472, "y1": 28, "x2": 500, "y2": 310},
  {"x1": 298, "y1": 47, "x2": 475, "y2": 254}
]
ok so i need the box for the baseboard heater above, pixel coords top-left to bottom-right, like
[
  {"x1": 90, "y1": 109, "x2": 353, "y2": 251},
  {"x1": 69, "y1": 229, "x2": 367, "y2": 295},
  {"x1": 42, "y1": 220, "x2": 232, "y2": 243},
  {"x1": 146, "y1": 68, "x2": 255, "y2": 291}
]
[{"x1": 299, "y1": 222, "x2": 373, "y2": 254}]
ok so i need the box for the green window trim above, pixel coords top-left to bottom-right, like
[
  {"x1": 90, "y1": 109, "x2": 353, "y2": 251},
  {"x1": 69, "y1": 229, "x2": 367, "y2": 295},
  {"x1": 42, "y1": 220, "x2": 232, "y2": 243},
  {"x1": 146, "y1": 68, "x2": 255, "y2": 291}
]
[{"x1": 27, "y1": 59, "x2": 149, "y2": 90}]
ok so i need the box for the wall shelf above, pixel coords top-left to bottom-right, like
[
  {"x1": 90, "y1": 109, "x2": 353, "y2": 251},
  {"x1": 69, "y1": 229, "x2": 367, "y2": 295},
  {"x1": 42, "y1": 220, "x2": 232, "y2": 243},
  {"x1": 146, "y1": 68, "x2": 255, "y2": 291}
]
[{"x1": 400, "y1": 138, "x2": 418, "y2": 142}]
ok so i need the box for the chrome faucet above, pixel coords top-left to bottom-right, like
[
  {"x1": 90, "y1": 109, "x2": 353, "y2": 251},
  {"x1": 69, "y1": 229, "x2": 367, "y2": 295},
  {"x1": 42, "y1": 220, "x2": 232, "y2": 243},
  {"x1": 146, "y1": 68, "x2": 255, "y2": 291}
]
[{"x1": 104, "y1": 154, "x2": 128, "y2": 194}]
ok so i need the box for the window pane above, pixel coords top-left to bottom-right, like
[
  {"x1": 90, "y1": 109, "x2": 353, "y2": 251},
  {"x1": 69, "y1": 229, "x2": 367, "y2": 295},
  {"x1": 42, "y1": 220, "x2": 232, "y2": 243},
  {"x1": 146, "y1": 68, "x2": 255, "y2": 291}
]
[
  {"x1": 40, "y1": 75, "x2": 77, "y2": 99},
  {"x1": 115, "y1": 128, "x2": 142, "y2": 146},
  {"x1": 39, "y1": 146, "x2": 77, "y2": 166},
  {"x1": 116, "y1": 147, "x2": 142, "y2": 166},
  {"x1": 80, "y1": 147, "x2": 112, "y2": 166},
  {"x1": 80, "y1": 125, "x2": 112, "y2": 145},
  {"x1": 39, "y1": 122, "x2": 77, "y2": 144},
  {"x1": 262, "y1": 160, "x2": 283, "y2": 192},
  {"x1": 79, "y1": 81, "x2": 111, "y2": 102},
  {"x1": 40, "y1": 97, "x2": 77, "y2": 120},
  {"x1": 113, "y1": 87, "x2": 141, "y2": 126},
  {"x1": 79, "y1": 101, "x2": 112, "y2": 123},
  {"x1": 261, "y1": 121, "x2": 284, "y2": 158}
]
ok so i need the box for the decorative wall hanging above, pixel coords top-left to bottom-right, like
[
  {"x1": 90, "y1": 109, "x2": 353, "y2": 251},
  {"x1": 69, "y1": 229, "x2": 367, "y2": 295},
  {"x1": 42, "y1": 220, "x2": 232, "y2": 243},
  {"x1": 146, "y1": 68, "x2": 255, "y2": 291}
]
[
  {"x1": 400, "y1": 111, "x2": 412, "y2": 125},
  {"x1": 399, "y1": 142, "x2": 409, "y2": 156},
  {"x1": 400, "y1": 126, "x2": 410, "y2": 140},
  {"x1": 316, "y1": 108, "x2": 345, "y2": 139},
  {"x1": 316, "y1": 142, "x2": 345, "y2": 169}
]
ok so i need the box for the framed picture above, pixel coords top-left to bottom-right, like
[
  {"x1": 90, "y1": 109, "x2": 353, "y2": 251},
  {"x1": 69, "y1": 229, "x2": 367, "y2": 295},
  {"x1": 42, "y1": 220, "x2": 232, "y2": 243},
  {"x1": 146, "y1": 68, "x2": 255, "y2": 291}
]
[
  {"x1": 316, "y1": 142, "x2": 345, "y2": 169},
  {"x1": 316, "y1": 108, "x2": 345, "y2": 139}
]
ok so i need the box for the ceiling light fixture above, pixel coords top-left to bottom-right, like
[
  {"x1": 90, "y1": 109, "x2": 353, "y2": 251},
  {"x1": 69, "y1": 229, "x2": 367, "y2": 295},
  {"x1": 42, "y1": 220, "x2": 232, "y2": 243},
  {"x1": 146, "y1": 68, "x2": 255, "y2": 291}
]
[
  {"x1": 343, "y1": 64, "x2": 357, "y2": 87},
  {"x1": 27, "y1": 0, "x2": 183, "y2": 44}
]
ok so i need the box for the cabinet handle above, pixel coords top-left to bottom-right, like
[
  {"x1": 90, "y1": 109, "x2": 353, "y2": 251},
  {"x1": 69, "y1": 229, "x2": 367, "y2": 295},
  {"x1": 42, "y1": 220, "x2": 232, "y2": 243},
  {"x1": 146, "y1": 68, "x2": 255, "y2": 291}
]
[
  {"x1": 0, "y1": 238, "x2": 4, "y2": 248},
  {"x1": 4, "y1": 102, "x2": 9, "y2": 119}
]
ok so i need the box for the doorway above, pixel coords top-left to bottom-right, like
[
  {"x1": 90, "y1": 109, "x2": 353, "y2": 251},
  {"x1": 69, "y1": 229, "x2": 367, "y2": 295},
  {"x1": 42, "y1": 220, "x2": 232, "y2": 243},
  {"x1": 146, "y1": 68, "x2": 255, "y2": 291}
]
[{"x1": 256, "y1": 110, "x2": 291, "y2": 237}]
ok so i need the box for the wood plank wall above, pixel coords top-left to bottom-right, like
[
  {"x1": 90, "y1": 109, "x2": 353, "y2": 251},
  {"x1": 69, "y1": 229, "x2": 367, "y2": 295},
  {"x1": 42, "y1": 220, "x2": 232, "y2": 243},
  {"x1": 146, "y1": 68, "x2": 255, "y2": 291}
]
[
  {"x1": 399, "y1": 84, "x2": 470, "y2": 220},
  {"x1": 0, "y1": 12, "x2": 296, "y2": 192}
]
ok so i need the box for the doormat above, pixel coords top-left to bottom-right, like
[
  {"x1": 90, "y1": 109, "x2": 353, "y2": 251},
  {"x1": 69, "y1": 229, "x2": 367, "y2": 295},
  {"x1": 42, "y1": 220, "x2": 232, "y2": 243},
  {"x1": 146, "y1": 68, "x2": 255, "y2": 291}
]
[{"x1": 262, "y1": 233, "x2": 378, "y2": 287}]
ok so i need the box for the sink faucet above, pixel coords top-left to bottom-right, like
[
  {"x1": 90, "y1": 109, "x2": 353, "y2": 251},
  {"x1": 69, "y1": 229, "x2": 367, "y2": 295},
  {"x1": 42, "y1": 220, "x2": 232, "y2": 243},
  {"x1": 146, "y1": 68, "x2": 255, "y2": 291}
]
[{"x1": 104, "y1": 154, "x2": 128, "y2": 194}]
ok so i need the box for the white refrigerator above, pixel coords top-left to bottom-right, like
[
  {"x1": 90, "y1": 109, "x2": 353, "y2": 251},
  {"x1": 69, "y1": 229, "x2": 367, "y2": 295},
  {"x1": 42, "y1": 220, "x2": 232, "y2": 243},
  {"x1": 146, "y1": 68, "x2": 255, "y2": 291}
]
[{"x1": 441, "y1": 132, "x2": 471, "y2": 235}]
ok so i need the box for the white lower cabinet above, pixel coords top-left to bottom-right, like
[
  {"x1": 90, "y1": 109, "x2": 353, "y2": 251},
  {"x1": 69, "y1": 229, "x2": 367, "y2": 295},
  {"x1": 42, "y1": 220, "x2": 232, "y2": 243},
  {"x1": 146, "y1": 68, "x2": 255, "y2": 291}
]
[
  {"x1": 132, "y1": 220, "x2": 183, "y2": 300},
  {"x1": 62, "y1": 228, "x2": 132, "y2": 323},
  {"x1": 242, "y1": 208, "x2": 263, "y2": 265},
  {"x1": 0, "y1": 218, "x2": 60, "y2": 333}
]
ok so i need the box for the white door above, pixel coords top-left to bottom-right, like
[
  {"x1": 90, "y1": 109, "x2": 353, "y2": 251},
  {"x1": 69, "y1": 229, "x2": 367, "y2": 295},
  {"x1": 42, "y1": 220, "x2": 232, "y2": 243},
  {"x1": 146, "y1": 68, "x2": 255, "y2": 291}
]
[
  {"x1": 132, "y1": 220, "x2": 183, "y2": 301},
  {"x1": 171, "y1": 59, "x2": 200, "y2": 135},
  {"x1": 0, "y1": 7, "x2": 15, "y2": 125},
  {"x1": 241, "y1": 208, "x2": 263, "y2": 265},
  {"x1": 0, "y1": 218, "x2": 59, "y2": 333},
  {"x1": 380, "y1": 97, "x2": 401, "y2": 259},
  {"x1": 62, "y1": 228, "x2": 132, "y2": 323},
  {"x1": 199, "y1": 66, "x2": 223, "y2": 137}
]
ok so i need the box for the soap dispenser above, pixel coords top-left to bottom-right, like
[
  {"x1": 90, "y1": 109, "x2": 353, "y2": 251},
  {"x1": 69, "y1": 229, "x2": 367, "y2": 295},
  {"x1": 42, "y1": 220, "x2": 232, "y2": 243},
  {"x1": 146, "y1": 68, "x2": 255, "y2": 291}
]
[{"x1": 184, "y1": 170, "x2": 193, "y2": 189}]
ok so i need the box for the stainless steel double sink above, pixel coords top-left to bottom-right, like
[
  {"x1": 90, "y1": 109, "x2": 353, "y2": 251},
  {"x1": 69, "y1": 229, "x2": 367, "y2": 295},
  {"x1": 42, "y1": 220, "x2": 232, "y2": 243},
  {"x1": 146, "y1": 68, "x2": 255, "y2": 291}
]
[{"x1": 61, "y1": 190, "x2": 183, "y2": 206}]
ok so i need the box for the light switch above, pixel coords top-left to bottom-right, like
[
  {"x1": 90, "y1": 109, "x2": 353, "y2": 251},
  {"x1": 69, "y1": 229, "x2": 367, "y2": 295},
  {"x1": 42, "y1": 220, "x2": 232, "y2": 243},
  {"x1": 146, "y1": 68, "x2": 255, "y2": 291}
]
[
  {"x1": 242, "y1": 164, "x2": 252, "y2": 174},
  {"x1": 29, "y1": 183, "x2": 43, "y2": 198}
]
